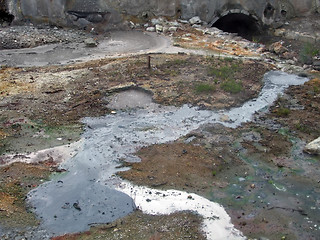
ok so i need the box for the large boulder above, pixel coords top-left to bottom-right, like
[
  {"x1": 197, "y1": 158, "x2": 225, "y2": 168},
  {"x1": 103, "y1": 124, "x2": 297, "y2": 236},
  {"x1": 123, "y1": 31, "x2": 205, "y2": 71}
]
[{"x1": 304, "y1": 137, "x2": 320, "y2": 155}]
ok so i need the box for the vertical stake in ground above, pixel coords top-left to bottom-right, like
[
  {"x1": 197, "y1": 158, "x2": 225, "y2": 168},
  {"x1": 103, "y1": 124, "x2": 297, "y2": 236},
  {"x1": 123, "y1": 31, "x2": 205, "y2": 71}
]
[{"x1": 148, "y1": 55, "x2": 151, "y2": 70}]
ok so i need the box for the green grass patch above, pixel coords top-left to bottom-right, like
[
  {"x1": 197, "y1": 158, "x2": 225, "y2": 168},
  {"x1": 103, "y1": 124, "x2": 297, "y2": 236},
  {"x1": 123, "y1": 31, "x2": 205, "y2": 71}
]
[
  {"x1": 295, "y1": 123, "x2": 311, "y2": 134},
  {"x1": 221, "y1": 79, "x2": 242, "y2": 94},
  {"x1": 208, "y1": 65, "x2": 232, "y2": 79},
  {"x1": 299, "y1": 43, "x2": 320, "y2": 64},
  {"x1": 168, "y1": 59, "x2": 187, "y2": 65},
  {"x1": 302, "y1": 43, "x2": 319, "y2": 57},
  {"x1": 207, "y1": 64, "x2": 241, "y2": 79},
  {"x1": 223, "y1": 57, "x2": 235, "y2": 62},
  {"x1": 276, "y1": 107, "x2": 291, "y2": 117},
  {"x1": 194, "y1": 83, "x2": 216, "y2": 93}
]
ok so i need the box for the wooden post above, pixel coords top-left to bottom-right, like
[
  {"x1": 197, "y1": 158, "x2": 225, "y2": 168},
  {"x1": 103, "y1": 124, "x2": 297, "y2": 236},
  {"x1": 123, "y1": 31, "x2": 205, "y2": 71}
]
[{"x1": 148, "y1": 55, "x2": 151, "y2": 70}]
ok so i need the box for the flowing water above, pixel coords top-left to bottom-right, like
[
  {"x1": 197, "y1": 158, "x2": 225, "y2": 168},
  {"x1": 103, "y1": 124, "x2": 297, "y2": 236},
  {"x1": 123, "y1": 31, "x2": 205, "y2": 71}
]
[{"x1": 27, "y1": 71, "x2": 309, "y2": 239}]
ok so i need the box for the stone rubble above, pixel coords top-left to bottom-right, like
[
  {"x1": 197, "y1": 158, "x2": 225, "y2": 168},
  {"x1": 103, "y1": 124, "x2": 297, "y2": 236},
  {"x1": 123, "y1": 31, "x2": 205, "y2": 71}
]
[{"x1": 0, "y1": 24, "x2": 94, "y2": 50}]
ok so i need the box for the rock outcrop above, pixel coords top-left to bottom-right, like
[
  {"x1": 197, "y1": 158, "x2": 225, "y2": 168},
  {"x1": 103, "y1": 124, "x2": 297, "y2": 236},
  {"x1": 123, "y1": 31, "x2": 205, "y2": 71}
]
[{"x1": 3, "y1": 0, "x2": 320, "y2": 30}]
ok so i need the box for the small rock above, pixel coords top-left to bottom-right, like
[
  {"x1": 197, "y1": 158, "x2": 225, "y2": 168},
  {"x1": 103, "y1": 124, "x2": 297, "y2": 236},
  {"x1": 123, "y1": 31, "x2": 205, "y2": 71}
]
[
  {"x1": 313, "y1": 61, "x2": 320, "y2": 71},
  {"x1": 151, "y1": 18, "x2": 164, "y2": 26},
  {"x1": 168, "y1": 20, "x2": 180, "y2": 27},
  {"x1": 219, "y1": 114, "x2": 230, "y2": 122},
  {"x1": 73, "y1": 202, "x2": 81, "y2": 211},
  {"x1": 168, "y1": 26, "x2": 178, "y2": 32},
  {"x1": 155, "y1": 24, "x2": 163, "y2": 32},
  {"x1": 269, "y1": 41, "x2": 288, "y2": 55},
  {"x1": 304, "y1": 137, "x2": 320, "y2": 155},
  {"x1": 76, "y1": 18, "x2": 91, "y2": 28},
  {"x1": 282, "y1": 51, "x2": 297, "y2": 60},
  {"x1": 146, "y1": 27, "x2": 156, "y2": 32},
  {"x1": 298, "y1": 72, "x2": 308, "y2": 78},
  {"x1": 84, "y1": 38, "x2": 98, "y2": 47},
  {"x1": 68, "y1": 14, "x2": 78, "y2": 22},
  {"x1": 274, "y1": 28, "x2": 286, "y2": 37},
  {"x1": 86, "y1": 13, "x2": 103, "y2": 23},
  {"x1": 178, "y1": 19, "x2": 189, "y2": 24},
  {"x1": 189, "y1": 16, "x2": 202, "y2": 25},
  {"x1": 162, "y1": 26, "x2": 169, "y2": 33},
  {"x1": 192, "y1": 24, "x2": 202, "y2": 28},
  {"x1": 129, "y1": 21, "x2": 135, "y2": 28}
]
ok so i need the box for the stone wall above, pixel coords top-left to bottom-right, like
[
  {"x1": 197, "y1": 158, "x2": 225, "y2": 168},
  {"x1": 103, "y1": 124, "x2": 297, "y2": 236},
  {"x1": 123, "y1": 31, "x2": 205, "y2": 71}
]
[{"x1": 5, "y1": 0, "x2": 320, "y2": 28}]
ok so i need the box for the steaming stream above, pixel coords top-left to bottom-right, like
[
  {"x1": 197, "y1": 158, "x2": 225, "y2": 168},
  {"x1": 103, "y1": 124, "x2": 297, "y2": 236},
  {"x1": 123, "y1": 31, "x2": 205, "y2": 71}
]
[{"x1": 27, "y1": 71, "x2": 308, "y2": 239}]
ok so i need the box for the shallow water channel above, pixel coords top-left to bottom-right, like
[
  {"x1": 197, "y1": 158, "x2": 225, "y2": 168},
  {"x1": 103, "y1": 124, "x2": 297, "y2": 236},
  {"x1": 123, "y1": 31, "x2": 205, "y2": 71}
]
[{"x1": 27, "y1": 71, "x2": 309, "y2": 239}]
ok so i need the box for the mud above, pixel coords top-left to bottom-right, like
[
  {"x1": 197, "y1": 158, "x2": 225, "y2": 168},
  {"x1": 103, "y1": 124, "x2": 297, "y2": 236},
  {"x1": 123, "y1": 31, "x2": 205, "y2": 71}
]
[
  {"x1": 0, "y1": 162, "x2": 56, "y2": 229},
  {"x1": 24, "y1": 71, "x2": 307, "y2": 238}
]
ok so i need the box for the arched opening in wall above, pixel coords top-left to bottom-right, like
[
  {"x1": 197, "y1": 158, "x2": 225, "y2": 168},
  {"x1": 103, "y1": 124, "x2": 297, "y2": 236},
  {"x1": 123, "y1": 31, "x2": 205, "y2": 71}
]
[
  {"x1": 0, "y1": 10, "x2": 14, "y2": 25},
  {"x1": 212, "y1": 13, "x2": 261, "y2": 41}
]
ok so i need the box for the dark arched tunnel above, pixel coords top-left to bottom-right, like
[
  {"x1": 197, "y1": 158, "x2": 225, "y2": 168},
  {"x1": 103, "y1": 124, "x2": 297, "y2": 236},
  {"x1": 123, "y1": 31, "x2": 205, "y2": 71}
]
[
  {"x1": 212, "y1": 13, "x2": 261, "y2": 40},
  {"x1": 0, "y1": 10, "x2": 14, "y2": 25}
]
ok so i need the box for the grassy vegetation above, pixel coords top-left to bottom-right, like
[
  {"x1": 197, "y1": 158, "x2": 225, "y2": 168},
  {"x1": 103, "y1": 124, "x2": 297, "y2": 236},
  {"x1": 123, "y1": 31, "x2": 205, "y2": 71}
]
[
  {"x1": 276, "y1": 107, "x2": 291, "y2": 117},
  {"x1": 302, "y1": 43, "x2": 320, "y2": 57},
  {"x1": 205, "y1": 58, "x2": 243, "y2": 94},
  {"x1": 194, "y1": 83, "x2": 216, "y2": 93},
  {"x1": 207, "y1": 62, "x2": 241, "y2": 80},
  {"x1": 221, "y1": 79, "x2": 243, "y2": 94},
  {"x1": 208, "y1": 65, "x2": 233, "y2": 79},
  {"x1": 295, "y1": 122, "x2": 312, "y2": 134},
  {"x1": 299, "y1": 43, "x2": 320, "y2": 64},
  {"x1": 167, "y1": 59, "x2": 187, "y2": 66}
]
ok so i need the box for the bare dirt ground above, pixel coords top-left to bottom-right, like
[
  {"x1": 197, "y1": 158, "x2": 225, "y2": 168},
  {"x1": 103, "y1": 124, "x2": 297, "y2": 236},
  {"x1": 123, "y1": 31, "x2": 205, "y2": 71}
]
[
  {"x1": 51, "y1": 210, "x2": 205, "y2": 240},
  {"x1": 1, "y1": 14, "x2": 320, "y2": 240}
]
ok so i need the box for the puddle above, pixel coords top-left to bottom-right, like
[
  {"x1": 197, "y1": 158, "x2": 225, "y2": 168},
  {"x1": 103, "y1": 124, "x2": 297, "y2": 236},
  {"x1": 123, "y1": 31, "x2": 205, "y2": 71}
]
[
  {"x1": 25, "y1": 71, "x2": 308, "y2": 238},
  {"x1": 0, "y1": 31, "x2": 170, "y2": 67}
]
